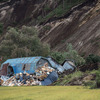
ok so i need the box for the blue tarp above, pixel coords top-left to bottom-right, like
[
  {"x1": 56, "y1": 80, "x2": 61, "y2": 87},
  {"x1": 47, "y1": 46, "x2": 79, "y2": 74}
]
[{"x1": 41, "y1": 71, "x2": 58, "y2": 86}]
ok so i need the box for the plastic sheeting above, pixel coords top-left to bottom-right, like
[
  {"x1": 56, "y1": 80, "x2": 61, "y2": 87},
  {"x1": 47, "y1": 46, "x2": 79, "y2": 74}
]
[{"x1": 41, "y1": 71, "x2": 58, "y2": 86}]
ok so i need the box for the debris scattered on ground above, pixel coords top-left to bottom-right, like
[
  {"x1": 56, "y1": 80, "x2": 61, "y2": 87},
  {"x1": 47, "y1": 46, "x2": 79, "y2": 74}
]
[
  {"x1": 36, "y1": 63, "x2": 55, "y2": 81},
  {"x1": 0, "y1": 63, "x2": 55, "y2": 86},
  {"x1": 0, "y1": 79, "x2": 3, "y2": 85},
  {"x1": 0, "y1": 75, "x2": 9, "y2": 81}
]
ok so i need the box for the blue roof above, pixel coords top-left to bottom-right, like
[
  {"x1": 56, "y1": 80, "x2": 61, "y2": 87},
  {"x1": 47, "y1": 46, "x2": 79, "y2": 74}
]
[
  {"x1": 2, "y1": 56, "x2": 42, "y2": 65},
  {"x1": 1, "y1": 57, "x2": 44, "y2": 74}
]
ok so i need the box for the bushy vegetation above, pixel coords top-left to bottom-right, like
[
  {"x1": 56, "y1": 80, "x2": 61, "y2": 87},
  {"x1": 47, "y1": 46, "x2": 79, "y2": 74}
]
[
  {"x1": 84, "y1": 81, "x2": 97, "y2": 89},
  {"x1": 96, "y1": 68, "x2": 100, "y2": 88},
  {"x1": 86, "y1": 54, "x2": 100, "y2": 64},
  {"x1": 51, "y1": 44, "x2": 85, "y2": 65},
  {"x1": 50, "y1": 51, "x2": 67, "y2": 64},
  {"x1": 0, "y1": 0, "x2": 8, "y2": 2},
  {"x1": 0, "y1": 25, "x2": 85, "y2": 66},
  {"x1": 0, "y1": 26, "x2": 50, "y2": 62},
  {"x1": 84, "y1": 69, "x2": 100, "y2": 89},
  {"x1": 0, "y1": 23, "x2": 3, "y2": 36},
  {"x1": 42, "y1": 25, "x2": 51, "y2": 31},
  {"x1": 54, "y1": 71, "x2": 83, "y2": 85},
  {"x1": 65, "y1": 44, "x2": 86, "y2": 66}
]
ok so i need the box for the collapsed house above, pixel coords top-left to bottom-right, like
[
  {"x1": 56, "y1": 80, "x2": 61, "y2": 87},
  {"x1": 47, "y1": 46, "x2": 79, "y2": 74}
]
[{"x1": 0, "y1": 56, "x2": 76, "y2": 86}]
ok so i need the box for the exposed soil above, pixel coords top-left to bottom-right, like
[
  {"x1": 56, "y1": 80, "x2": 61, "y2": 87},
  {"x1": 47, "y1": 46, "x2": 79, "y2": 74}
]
[
  {"x1": 39, "y1": 0, "x2": 100, "y2": 56},
  {"x1": 0, "y1": 0, "x2": 100, "y2": 56}
]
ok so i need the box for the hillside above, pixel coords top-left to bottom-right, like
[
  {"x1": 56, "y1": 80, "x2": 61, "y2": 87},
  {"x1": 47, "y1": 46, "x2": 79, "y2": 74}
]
[
  {"x1": 0, "y1": 0, "x2": 100, "y2": 56},
  {"x1": 0, "y1": 0, "x2": 100, "y2": 88},
  {"x1": 39, "y1": 0, "x2": 100, "y2": 56}
]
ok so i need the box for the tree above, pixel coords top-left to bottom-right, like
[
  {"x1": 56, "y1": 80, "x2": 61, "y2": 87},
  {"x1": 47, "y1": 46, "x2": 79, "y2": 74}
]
[
  {"x1": 0, "y1": 23, "x2": 3, "y2": 35},
  {"x1": 62, "y1": 0, "x2": 65, "y2": 9},
  {"x1": 65, "y1": 43, "x2": 86, "y2": 66},
  {"x1": 0, "y1": 26, "x2": 50, "y2": 61},
  {"x1": 50, "y1": 43, "x2": 85, "y2": 65}
]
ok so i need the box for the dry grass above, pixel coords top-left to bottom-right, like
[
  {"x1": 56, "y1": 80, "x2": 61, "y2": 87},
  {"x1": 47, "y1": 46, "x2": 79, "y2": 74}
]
[{"x1": 0, "y1": 86, "x2": 100, "y2": 100}]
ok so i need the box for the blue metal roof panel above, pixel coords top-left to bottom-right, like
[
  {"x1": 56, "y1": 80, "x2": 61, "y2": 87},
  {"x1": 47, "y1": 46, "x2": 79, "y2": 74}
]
[
  {"x1": 63, "y1": 62, "x2": 74, "y2": 70},
  {"x1": 2, "y1": 57, "x2": 42, "y2": 65}
]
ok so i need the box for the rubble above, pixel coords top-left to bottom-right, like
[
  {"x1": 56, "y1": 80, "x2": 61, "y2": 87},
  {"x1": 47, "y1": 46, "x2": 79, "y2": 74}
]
[
  {"x1": 0, "y1": 63, "x2": 55, "y2": 86},
  {"x1": 36, "y1": 63, "x2": 55, "y2": 81},
  {"x1": 0, "y1": 79, "x2": 3, "y2": 85}
]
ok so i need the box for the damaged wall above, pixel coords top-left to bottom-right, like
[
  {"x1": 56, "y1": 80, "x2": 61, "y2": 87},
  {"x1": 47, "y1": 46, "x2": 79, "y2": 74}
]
[{"x1": 0, "y1": 56, "x2": 76, "y2": 86}]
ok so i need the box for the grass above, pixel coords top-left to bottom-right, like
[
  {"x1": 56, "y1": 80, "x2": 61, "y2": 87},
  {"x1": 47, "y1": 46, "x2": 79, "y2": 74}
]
[
  {"x1": 0, "y1": 0, "x2": 9, "y2": 2},
  {"x1": 0, "y1": 86, "x2": 100, "y2": 100},
  {"x1": 54, "y1": 71, "x2": 83, "y2": 85}
]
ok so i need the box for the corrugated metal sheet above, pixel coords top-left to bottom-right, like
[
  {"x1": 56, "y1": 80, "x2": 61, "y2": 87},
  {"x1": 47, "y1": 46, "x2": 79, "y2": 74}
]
[
  {"x1": 41, "y1": 71, "x2": 58, "y2": 86},
  {"x1": 47, "y1": 57, "x2": 64, "y2": 72},
  {"x1": 1, "y1": 57, "x2": 42, "y2": 74},
  {"x1": 63, "y1": 62, "x2": 74, "y2": 70},
  {"x1": 0, "y1": 56, "x2": 76, "y2": 86},
  {"x1": 2, "y1": 57, "x2": 41, "y2": 65},
  {"x1": 1, "y1": 57, "x2": 75, "y2": 75}
]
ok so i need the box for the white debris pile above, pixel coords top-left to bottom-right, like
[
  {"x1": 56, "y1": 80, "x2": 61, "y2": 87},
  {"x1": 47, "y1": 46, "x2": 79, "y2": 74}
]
[
  {"x1": 1, "y1": 75, "x2": 9, "y2": 81},
  {"x1": 0, "y1": 63, "x2": 55, "y2": 86},
  {"x1": 36, "y1": 63, "x2": 55, "y2": 80},
  {"x1": 0, "y1": 73, "x2": 42, "y2": 86}
]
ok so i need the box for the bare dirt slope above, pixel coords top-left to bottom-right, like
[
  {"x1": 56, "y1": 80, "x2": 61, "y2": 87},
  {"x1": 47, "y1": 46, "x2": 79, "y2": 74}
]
[
  {"x1": 0, "y1": 0, "x2": 59, "y2": 28},
  {"x1": 0, "y1": 0, "x2": 100, "y2": 56},
  {"x1": 39, "y1": 0, "x2": 100, "y2": 55}
]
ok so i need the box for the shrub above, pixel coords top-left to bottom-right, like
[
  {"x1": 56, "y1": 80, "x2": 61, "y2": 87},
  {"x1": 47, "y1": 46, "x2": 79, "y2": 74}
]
[
  {"x1": 84, "y1": 81, "x2": 97, "y2": 89},
  {"x1": 50, "y1": 43, "x2": 85, "y2": 66},
  {"x1": 0, "y1": 26, "x2": 50, "y2": 60},
  {"x1": 44, "y1": 5, "x2": 51, "y2": 12},
  {"x1": 96, "y1": 69, "x2": 100, "y2": 88},
  {"x1": 43, "y1": 25, "x2": 51, "y2": 31},
  {"x1": 0, "y1": 23, "x2": 3, "y2": 35},
  {"x1": 50, "y1": 52, "x2": 66, "y2": 64},
  {"x1": 54, "y1": 71, "x2": 83, "y2": 85},
  {"x1": 65, "y1": 43, "x2": 86, "y2": 66},
  {"x1": 86, "y1": 54, "x2": 100, "y2": 64},
  {"x1": 84, "y1": 69, "x2": 100, "y2": 89},
  {"x1": 0, "y1": 0, "x2": 8, "y2": 2},
  {"x1": 11, "y1": 47, "x2": 32, "y2": 58}
]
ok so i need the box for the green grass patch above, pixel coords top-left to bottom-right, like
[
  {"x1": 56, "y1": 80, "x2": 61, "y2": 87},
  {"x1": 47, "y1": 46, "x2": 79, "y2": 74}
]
[
  {"x1": 54, "y1": 71, "x2": 83, "y2": 85},
  {"x1": 0, "y1": 86, "x2": 100, "y2": 100}
]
